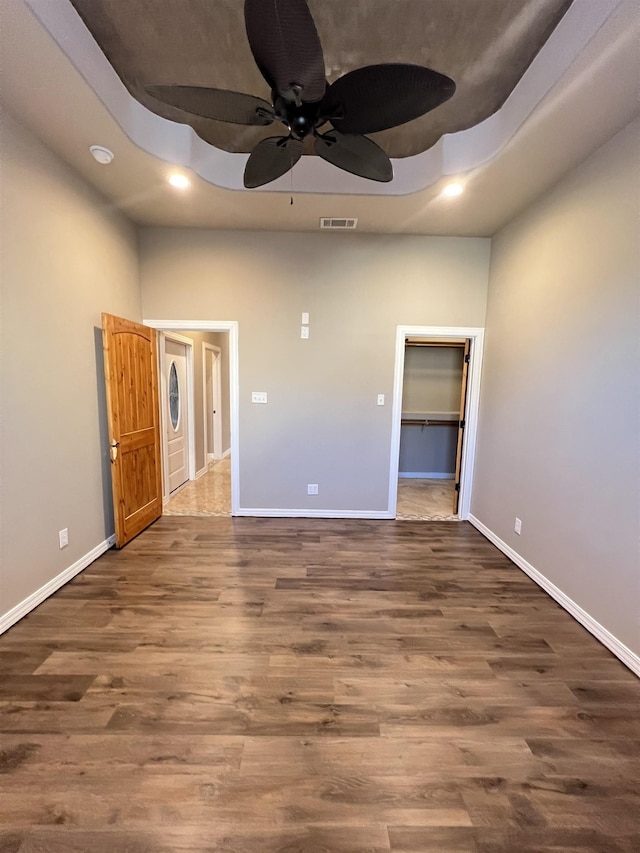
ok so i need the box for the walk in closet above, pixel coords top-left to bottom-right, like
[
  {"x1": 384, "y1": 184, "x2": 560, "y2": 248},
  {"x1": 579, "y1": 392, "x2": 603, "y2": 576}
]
[{"x1": 398, "y1": 338, "x2": 470, "y2": 515}]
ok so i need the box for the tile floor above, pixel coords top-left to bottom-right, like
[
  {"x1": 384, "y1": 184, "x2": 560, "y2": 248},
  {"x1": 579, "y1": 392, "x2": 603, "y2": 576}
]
[
  {"x1": 396, "y1": 477, "x2": 459, "y2": 521},
  {"x1": 163, "y1": 461, "x2": 457, "y2": 521},
  {"x1": 163, "y1": 457, "x2": 231, "y2": 517}
]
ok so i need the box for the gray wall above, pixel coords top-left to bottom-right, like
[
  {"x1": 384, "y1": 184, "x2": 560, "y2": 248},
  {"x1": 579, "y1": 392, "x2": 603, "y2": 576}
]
[
  {"x1": 398, "y1": 425, "x2": 458, "y2": 477},
  {"x1": 139, "y1": 230, "x2": 490, "y2": 512},
  {"x1": 472, "y1": 118, "x2": 640, "y2": 658},
  {"x1": 402, "y1": 346, "x2": 464, "y2": 414},
  {"x1": 0, "y1": 110, "x2": 141, "y2": 618}
]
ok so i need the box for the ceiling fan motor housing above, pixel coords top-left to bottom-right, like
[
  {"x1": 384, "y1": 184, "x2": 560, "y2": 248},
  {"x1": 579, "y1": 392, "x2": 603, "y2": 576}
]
[{"x1": 273, "y1": 93, "x2": 324, "y2": 140}]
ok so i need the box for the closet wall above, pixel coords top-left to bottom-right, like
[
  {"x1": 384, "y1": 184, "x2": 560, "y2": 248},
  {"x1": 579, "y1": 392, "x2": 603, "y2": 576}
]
[{"x1": 399, "y1": 345, "x2": 464, "y2": 477}]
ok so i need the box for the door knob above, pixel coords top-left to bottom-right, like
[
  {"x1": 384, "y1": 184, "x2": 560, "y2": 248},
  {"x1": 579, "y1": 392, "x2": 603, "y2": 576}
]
[{"x1": 110, "y1": 440, "x2": 120, "y2": 463}]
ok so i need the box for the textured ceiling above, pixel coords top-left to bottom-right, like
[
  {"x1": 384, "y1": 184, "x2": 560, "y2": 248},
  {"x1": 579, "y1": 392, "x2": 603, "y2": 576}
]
[{"x1": 69, "y1": 0, "x2": 574, "y2": 158}]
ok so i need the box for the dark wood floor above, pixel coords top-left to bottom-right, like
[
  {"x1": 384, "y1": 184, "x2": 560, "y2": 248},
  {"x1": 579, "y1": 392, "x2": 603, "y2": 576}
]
[{"x1": 1, "y1": 518, "x2": 639, "y2": 853}]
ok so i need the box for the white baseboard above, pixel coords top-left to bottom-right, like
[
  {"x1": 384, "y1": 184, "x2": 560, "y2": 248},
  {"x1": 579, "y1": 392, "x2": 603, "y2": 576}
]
[
  {"x1": 235, "y1": 507, "x2": 394, "y2": 519},
  {"x1": 0, "y1": 534, "x2": 116, "y2": 635},
  {"x1": 398, "y1": 472, "x2": 455, "y2": 479},
  {"x1": 222, "y1": 448, "x2": 231, "y2": 459},
  {"x1": 468, "y1": 514, "x2": 640, "y2": 678},
  {"x1": 195, "y1": 466, "x2": 208, "y2": 480}
]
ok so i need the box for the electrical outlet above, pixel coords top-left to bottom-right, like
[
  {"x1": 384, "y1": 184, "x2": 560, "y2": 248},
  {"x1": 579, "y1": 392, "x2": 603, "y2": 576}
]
[
  {"x1": 251, "y1": 392, "x2": 267, "y2": 404},
  {"x1": 59, "y1": 528, "x2": 69, "y2": 548},
  {"x1": 301, "y1": 312, "x2": 309, "y2": 324},
  {"x1": 307, "y1": 484, "x2": 318, "y2": 495},
  {"x1": 514, "y1": 517, "x2": 522, "y2": 535},
  {"x1": 377, "y1": 394, "x2": 385, "y2": 406},
  {"x1": 301, "y1": 326, "x2": 309, "y2": 339}
]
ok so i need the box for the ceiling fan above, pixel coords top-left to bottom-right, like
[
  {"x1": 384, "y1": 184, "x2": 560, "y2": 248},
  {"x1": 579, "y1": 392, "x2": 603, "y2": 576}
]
[{"x1": 147, "y1": 0, "x2": 456, "y2": 189}]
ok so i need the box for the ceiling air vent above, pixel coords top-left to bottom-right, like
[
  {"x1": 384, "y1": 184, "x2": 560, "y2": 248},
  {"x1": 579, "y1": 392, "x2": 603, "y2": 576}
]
[{"x1": 320, "y1": 218, "x2": 358, "y2": 230}]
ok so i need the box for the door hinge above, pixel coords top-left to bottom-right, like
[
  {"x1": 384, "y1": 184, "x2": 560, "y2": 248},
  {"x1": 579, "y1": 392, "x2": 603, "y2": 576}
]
[
  {"x1": 454, "y1": 482, "x2": 461, "y2": 492},
  {"x1": 459, "y1": 419, "x2": 466, "y2": 429},
  {"x1": 464, "y1": 353, "x2": 470, "y2": 363}
]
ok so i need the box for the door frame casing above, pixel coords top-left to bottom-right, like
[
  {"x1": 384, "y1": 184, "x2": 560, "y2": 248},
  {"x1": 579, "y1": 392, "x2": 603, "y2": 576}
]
[
  {"x1": 389, "y1": 325, "x2": 484, "y2": 520},
  {"x1": 158, "y1": 331, "x2": 196, "y2": 499},
  {"x1": 145, "y1": 320, "x2": 239, "y2": 516},
  {"x1": 203, "y1": 343, "x2": 222, "y2": 462}
]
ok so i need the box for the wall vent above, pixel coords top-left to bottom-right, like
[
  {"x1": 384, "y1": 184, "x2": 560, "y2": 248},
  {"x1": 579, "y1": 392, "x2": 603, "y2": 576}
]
[{"x1": 320, "y1": 217, "x2": 358, "y2": 230}]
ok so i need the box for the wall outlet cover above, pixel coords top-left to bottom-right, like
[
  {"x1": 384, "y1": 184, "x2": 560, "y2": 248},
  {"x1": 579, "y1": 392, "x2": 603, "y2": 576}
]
[
  {"x1": 251, "y1": 392, "x2": 268, "y2": 404},
  {"x1": 307, "y1": 484, "x2": 319, "y2": 495}
]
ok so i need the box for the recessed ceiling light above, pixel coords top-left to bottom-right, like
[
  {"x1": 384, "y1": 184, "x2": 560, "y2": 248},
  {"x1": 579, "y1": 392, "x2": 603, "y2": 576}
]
[
  {"x1": 168, "y1": 173, "x2": 190, "y2": 189},
  {"x1": 89, "y1": 145, "x2": 114, "y2": 165},
  {"x1": 441, "y1": 181, "x2": 464, "y2": 198}
]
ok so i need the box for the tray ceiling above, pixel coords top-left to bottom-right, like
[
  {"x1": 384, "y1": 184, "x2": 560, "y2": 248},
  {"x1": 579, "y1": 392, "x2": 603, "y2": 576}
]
[
  {"x1": 3, "y1": 0, "x2": 636, "y2": 232},
  {"x1": 69, "y1": 0, "x2": 574, "y2": 159}
]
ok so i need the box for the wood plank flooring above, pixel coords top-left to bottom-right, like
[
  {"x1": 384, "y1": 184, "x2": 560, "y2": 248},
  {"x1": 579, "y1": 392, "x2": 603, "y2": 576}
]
[{"x1": 1, "y1": 517, "x2": 639, "y2": 852}]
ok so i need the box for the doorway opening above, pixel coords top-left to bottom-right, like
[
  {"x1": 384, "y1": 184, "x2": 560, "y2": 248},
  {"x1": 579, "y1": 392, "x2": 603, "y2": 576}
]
[
  {"x1": 203, "y1": 343, "x2": 223, "y2": 464},
  {"x1": 397, "y1": 337, "x2": 469, "y2": 519},
  {"x1": 388, "y1": 325, "x2": 484, "y2": 520},
  {"x1": 146, "y1": 320, "x2": 239, "y2": 517}
]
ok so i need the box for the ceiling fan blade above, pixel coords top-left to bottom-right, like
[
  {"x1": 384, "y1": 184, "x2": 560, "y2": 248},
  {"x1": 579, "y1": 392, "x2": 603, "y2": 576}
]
[
  {"x1": 323, "y1": 64, "x2": 456, "y2": 135},
  {"x1": 244, "y1": 136, "x2": 303, "y2": 188},
  {"x1": 244, "y1": 0, "x2": 326, "y2": 103},
  {"x1": 146, "y1": 85, "x2": 275, "y2": 126},
  {"x1": 314, "y1": 131, "x2": 392, "y2": 183}
]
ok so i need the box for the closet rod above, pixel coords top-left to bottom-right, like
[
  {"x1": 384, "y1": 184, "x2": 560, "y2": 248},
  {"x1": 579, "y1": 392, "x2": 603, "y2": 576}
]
[
  {"x1": 404, "y1": 340, "x2": 466, "y2": 348},
  {"x1": 401, "y1": 418, "x2": 458, "y2": 427}
]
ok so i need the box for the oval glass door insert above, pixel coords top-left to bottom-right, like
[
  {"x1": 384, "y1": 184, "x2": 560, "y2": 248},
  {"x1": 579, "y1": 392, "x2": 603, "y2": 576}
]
[{"x1": 169, "y1": 361, "x2": 180, "y2": 430}]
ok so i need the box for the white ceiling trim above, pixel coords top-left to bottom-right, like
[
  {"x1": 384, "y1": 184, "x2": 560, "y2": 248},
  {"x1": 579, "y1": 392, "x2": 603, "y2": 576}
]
[{"x1": 25, "y1": 0, "x2": 623, "y2": 197}]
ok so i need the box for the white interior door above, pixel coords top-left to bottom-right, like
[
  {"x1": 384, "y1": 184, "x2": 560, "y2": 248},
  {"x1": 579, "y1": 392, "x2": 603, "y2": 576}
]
[
  {"x1": 212, "y1": 349, "x2": 221, "y2": 459},
  {"x1": 165, "y1": 339, "x2": 189, "y2": 493},
  {"x1": 204, "y1": 344, "x2": 222, "y2": 461}
]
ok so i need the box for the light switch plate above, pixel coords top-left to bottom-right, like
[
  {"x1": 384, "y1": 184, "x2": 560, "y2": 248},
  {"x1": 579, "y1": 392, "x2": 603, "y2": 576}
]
[
  {"x1": 301, "y1": 312, "x2": 309, "y2": 324},
  {"x1": 377, "y1": 394, "x2": 385, "y2": 406},
  {"x1": 301, "y1": 326, "x2": 309, "y2": 339},
  {"x1": 251, "y1": 392, "x2": 268, "y2": 404}
]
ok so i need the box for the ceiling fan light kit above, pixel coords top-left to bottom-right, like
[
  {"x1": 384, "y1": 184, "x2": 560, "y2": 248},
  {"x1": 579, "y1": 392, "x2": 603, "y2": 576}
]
[{"x1": 147, "y1": 0, "x2": 456, "y2": 189}]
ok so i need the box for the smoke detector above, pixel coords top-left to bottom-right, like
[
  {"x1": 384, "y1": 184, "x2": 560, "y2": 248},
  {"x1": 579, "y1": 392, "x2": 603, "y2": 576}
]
[
  {"x1": 89, "y1": 145, "x2": 114, "y2": 165},
  {"x1": 320, "y1": 218, "x2": 358, "y2": 230}
]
